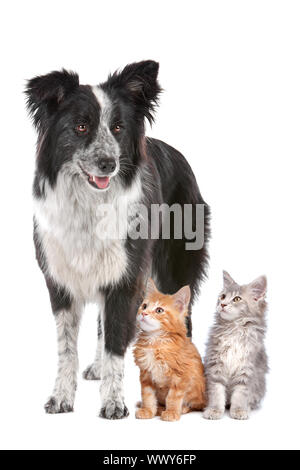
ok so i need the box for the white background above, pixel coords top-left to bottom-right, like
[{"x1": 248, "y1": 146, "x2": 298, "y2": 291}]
[{"x1": 0, "y1": 0, "x2": 299, "y2": 451}]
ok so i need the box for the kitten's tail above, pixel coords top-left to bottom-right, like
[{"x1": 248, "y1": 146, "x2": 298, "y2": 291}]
[{"x1": 136, "y1": 400, "x2": 166, "y2": 416}]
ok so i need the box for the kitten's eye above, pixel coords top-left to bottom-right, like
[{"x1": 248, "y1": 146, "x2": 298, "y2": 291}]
[
  {"x1": 76, "y1": 124, "x2": 88, "y2": 134},
  {"x1": 220, "y1": 294, "x2": 226, "y2": 300},
  {"x1": 233, "y1": 296, "x2": 242, "y2": 302},
  {"x1": 142, "y1": 304, "x2": 147, "y2": 310},
  {"x1": 156, "y1": 307, "x2": 164, "y2": 314}
]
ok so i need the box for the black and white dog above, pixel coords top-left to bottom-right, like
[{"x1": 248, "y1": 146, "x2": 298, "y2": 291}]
[{"x1": 26, "y1": 61, "x2": 210, "y2": 419}]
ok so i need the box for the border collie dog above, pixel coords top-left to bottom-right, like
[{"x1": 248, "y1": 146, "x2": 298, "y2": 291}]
[{"x1": 26, "y1": 61, "x2": 210, "y2": 419}]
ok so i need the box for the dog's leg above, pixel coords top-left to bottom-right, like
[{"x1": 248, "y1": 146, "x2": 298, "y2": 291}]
[
  {"x1": 99, "y1": 350, "x2": 128, "y2": 420},
  {"x1": 83, "y1": 313, "x2": 103, "y2": 380},
  {"x1": 152, "y1": 203, "x2": 210, "y2": 338},
  {"x1": 45, "y1": 299, "x2": 82, "y2": 414},
  {"x1": 99, "y1": 284, "x2": 140, "y2": 419}
]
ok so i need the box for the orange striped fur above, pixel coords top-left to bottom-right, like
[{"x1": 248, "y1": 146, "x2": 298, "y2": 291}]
[{"x1": 133, "y1": 279, "x2": 206, "y2": 421}]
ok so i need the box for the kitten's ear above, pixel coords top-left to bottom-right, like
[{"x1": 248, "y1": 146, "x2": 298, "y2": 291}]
[
  {"x1": 248, "y1": 275, "x2": 267, "y2": 300},
  {"x1": 104, "y1": 60, "x2": 161, "y2": 124},
  {"x1": 223, "y1": 270, "x2": 236, "y2": 288},
  {"x1": 25, "y1": 69, "x2": 79, "y2": 130},
  {"x1": 145, "y1": 278, "x2": 158, "y2": 296},
  {"x1": 173, "y1": 286, "x2": 191, "y2": 314}
]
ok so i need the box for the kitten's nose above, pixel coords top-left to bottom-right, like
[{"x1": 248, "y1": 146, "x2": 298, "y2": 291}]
[
  {"x1": 221, "y1": 304, "x2": 227, "y2": 308},
  {"x1": 142, "y1": 311, "x2": 148, "y2": 317}
]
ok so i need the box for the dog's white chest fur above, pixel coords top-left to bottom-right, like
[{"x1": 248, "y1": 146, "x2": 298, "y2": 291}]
[{"x1": 34, "y1": 172, "x2": 142, "y2": 300}]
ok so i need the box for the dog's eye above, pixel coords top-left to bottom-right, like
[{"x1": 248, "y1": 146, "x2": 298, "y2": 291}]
[
  {"x1": 233, "y1": 296, "x2": 242, "y2": 302},
  {"x1": 112, "y1": 124, "x2": 122, "y2": 134},
  {"x1": 142, "y1": 303, "x2": 147, "y2": 310},
  {"x1": 76, "y1": 124, "x2": 88, "y2": 134},
  {"x1": 156, "y1": 307, "x2": 164, "y2": 314},
  {"x1": 220, "y1": 294, "x2": 226, "y2": 300}
]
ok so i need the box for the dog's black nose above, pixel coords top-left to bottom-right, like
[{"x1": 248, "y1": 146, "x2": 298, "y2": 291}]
[{"x1": 97, "y1": 158, "x2": 116, "y2": 174}]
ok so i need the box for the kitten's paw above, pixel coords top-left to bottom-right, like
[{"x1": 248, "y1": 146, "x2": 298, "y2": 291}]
[
  {"x1": 82, "y1": 364, "x2": 101, "y2": 380},
  {"x1": 203, "y1": 408, "x2": 224, "y2": 420},
  {"x1": 161, "y1": 410, "x2": 181, "y2": 422},
  {"x1": 100, "y1": 400, "x2": 129, "y2": 420},
  {"x1": 182, "y1": 404, "x2": 191, "y2": 414},
  {"x1": 135, "y1": 408, "x2": 155, "y2": 419},
  {"x1": 44, "y1": 396, "x2": 74, "y2": 414},
  {"x1": 230, "y1": 408, "x2": 249, "y2": 420}
]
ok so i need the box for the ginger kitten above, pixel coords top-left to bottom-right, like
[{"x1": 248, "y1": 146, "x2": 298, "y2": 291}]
[{"x1": 133, "y1": 279, "x2": 206, "y2": 422}]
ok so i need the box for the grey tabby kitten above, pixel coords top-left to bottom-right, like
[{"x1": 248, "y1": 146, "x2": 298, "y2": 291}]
[{"x1": 204, "y1": 271, "x2": 268, "y2": 420}]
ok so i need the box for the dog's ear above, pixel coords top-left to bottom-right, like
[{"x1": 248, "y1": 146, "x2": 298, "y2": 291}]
[
  {"x1": 25, "y1": 69, "x2": 79, "y2": 131},
  {"x1": 104, "y1": 60, "x2": 162, "y2": 124}
]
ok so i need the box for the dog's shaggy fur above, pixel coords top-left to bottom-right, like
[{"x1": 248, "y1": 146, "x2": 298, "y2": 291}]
[{"x1": 26, "y1": 61, "x2": 210, "y2": 418}]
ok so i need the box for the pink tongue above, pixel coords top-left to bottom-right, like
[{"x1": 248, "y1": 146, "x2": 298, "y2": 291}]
[{"x1": 94, "y1": 176, "x2": 110, "y2": 189}]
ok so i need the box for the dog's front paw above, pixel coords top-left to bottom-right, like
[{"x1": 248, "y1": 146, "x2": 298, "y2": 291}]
[
  {"x1": 230, "y1": 408, "x2": 249, "y2": 420},
  {"x1": 100, "y1": 400, "x2": 129, "y2": 420},
  {"x1": 44, "y1": 396, "x2": 74, "y2": 414},
  {"x1": 82, "y1": 364, "x2": 101, "y2": 380},
  {"x1": 203, "y1": 407, "x2": 224, "y2": 420}
]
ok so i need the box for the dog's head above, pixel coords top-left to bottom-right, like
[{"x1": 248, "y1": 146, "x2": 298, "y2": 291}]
[{"x1": 26, "y1": 61, "x2": 161, "y2": 192}]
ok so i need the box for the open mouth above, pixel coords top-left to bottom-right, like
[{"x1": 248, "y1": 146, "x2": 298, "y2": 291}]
[{"x1": 79, "y1": 165, "x2": 110, "y2": 190}]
